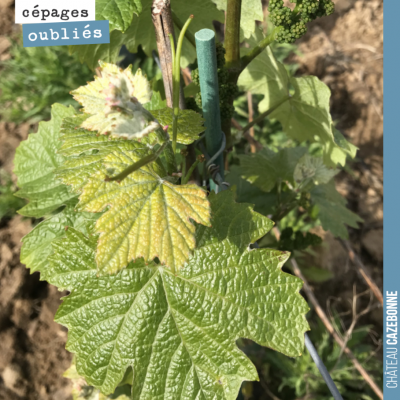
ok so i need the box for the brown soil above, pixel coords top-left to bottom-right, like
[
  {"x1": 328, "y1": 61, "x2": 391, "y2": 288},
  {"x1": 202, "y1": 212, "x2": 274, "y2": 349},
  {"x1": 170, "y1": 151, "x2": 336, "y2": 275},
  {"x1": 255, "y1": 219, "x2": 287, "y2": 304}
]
[{"x1": 0, "y1": 0, "x2": 383, "y2": 399}]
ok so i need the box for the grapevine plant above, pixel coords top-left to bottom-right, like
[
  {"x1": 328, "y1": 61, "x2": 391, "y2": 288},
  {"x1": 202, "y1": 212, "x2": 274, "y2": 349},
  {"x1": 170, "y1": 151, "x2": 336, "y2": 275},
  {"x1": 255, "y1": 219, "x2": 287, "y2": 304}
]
[{"x1": 13, "y1": 0, "x2": 362, "y2": 399}]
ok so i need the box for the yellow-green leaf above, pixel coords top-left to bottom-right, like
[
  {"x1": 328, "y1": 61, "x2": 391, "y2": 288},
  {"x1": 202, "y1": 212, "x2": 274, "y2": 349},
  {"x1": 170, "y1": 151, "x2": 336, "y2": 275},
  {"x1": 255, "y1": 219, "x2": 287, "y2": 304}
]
[
  {"x1": 151, "y1": 107, "x2": 204, "y2": 145},
  {"x1": 77, "y1": 149, "x2": 211, "y2": 274}
]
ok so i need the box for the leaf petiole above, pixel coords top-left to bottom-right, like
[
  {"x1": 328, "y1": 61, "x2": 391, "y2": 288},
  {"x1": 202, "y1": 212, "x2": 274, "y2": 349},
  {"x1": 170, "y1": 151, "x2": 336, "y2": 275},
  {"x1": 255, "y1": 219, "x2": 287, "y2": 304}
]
[
  {"x1": 105, "y1": 139, "x2": 168, "y2": 182},
  {"x1": 181, "y1": 155, "x2": 203, "y2": 185},
  {"x1": 171, "y1": 15, "x2": 194, "y2": 154},
  {"x1": 240, "y1": 27, "x2": 281, "y2": 72}
]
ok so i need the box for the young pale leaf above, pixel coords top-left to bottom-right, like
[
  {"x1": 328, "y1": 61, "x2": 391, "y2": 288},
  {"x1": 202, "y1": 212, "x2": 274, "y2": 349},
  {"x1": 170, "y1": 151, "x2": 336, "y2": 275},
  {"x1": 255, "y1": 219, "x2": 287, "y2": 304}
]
[
  {"x1": 238, "y1": 29, "x2": 356, "y2": 168},
  {"x1": 294, "y1": 154, "x2": 338, "y2": 186},
  {"x1": 310, "y1": 181, "x2": 363, "y2": 239},
  {"x1": 54, "y1": 190, "x2": 309, "y2": 398},
  {"x1": 20, "y1": 201, "x2": 99, "y2": 278},
  {"x1": 70, "y1": 0, "x2": 224, "y2": 69},
  {"x1": 238, "y1": 147, "x2": 307, "y2": 192},
  {"x1": 211, "y1": 0, "x2": 263, "y2": 39},
  {"x1": 14, "y1": 104, "x2": 77, "y2": 217},
  {"x1": 96, "y1": 0, "x2": 142, "y2": 32},
  {"x1": 151, "y1": 108, "x2": 205, "y2": 145},
  {"x1": 72, "y1": 62, "x2": 158, "y2": 141},
  {"x1": 77, "y1": 148, "x2": 211, "y2": 274}
]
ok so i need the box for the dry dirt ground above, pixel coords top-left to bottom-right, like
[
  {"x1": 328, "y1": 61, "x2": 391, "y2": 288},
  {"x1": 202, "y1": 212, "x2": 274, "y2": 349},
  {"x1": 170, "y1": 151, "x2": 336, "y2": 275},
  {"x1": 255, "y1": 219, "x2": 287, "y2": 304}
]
[{"x1": 0, "y1": 0, "x2": 383, "y2": 399}]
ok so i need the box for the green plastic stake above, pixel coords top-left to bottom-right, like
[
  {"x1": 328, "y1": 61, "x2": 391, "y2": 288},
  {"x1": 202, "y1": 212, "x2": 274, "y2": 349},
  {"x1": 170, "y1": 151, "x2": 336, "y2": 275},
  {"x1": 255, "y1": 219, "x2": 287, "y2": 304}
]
[{"x1": 195, "y1": 29, "x2": 224, "y2": 191}]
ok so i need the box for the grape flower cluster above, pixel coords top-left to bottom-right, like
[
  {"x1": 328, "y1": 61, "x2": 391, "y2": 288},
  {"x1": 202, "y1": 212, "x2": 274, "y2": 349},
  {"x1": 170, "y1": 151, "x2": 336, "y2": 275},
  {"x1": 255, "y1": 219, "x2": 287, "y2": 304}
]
[
  {"x1": 189, "y1": 42, "x2": 238, "y2": 119},
  {"x1": 269, "y1": 0, "x2": 335, "y2": 44}
]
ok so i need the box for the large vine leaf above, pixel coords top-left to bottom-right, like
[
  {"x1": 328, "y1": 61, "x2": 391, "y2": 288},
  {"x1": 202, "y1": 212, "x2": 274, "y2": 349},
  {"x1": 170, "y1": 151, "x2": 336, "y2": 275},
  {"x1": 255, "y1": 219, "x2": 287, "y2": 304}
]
[
  {"x1": 238, "y1": 147, "x2": 307, "y2": 192},
  {"x1": 151, "y1": 107, "x2": 205, "y2": 145},
  {"x1": 71, "y1": 0, "x2": 224, "y2": 70},
  {"x1": 76, "y1": 148, "x2": 211, "y2": 274},
  {"x1": 96, "y1": 0, "x2": 142, "y2": 32},
  {"x1": 238, "y1": 28, "x2": 356, "y2": 168},
  {"x1": 52, "y1": 190, "x2": 309, "y2": 398},
  {"x1": 212, "y1": 0, "x2": 264, "y2": 39},
  {"x1": 13, "y1": 104, "x2": 77, "y2": 217},
  {"x1": 310, "y1": 181, "x2": 363, "y2": 239}
]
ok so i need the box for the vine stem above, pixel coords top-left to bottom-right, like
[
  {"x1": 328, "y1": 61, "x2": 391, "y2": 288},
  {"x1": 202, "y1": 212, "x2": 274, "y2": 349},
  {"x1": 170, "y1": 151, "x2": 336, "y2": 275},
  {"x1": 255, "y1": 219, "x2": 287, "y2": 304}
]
[
  {"x1": 222, "y1": 0, "x2": 242, "y2": 149},
  {"x1": 225, "y1": 0, "x2": 242, "y2": 72},
  {"x1": 105, "y1": 136, "x2": 168, "y2": 182},
  {"x1": 182, "y1": 158, "x2": 202, "y2": 184},
  {"x1": 181, "y1": 155, "x2": 186, "y2": 181},
  {"x1": 152, "y1": 0, "x2": 176, "y2": 108},
  {"x1": 231, "y1": 118, "x2": 263, "y2": 151},
  {"x1": 171, "y1": 15, "x2": 194, "y2": 154},
  {"x1": 240, "y1": 27, "x2": 280, "y2": 71},
  {"x1": 247, "y1": 92, "x2": 256, "y2": 153}
]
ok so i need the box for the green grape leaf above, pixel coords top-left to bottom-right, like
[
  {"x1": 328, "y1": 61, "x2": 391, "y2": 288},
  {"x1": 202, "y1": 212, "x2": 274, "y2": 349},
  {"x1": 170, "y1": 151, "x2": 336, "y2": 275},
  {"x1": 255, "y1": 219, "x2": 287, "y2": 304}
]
[
  {"x1": 226, "y1": 166, "x2": 292, "y2": 217},
  {"x1": 211, "y1": 0, "x2": 264, "y2": 39},
  {"x1": 143, "y1": 90, "x2": 167, "y2": 111},
  {"x1": 76, "y1": 148, "x2": 211, "y2": 274},
  {"x1": 56, "y1": 114, "x2": 146, "y2": 193},
  {"x1": 239, "y1": 29, "x2": 355, "y2": 168},
  {"x1": 325, "y1": 128, "x2": 358, "y2": 167},
  {"x1": 96, "y1": 0, "x2": 142, "y2": 32},
  {"x1": 54, "y1": 190, "x2": 309, "y2": 398},
  {"x1": 20, "y1": 200, "x2": 99, "y2": 277},
  {"x1": 151, "y1": 108, "x2": 205, "y2": 145},
  {"x1": 294, "y1": 154, "x2": 338, "y2": 186},
  {"x1": 310, "y1": 181, "x2": 363, "y2": 239},
  {"x1": 269, "y1": 76, "x2": 343, "y2": 168},
  {"x1": 238, "y1": 28, "x2": 289, "y2": 104},
  {"x1": 14, "y1": 104, "x2": 77, "y2": 217},
  {"x1": 71, "y1": 0, "x2": 224, "y2": 70},
  {"x1": 47, "y1": 227, "x2": 154, "y2": 291},
  {"x1": 238, "y1": 147, "x2": 307, "y2": 192}
]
